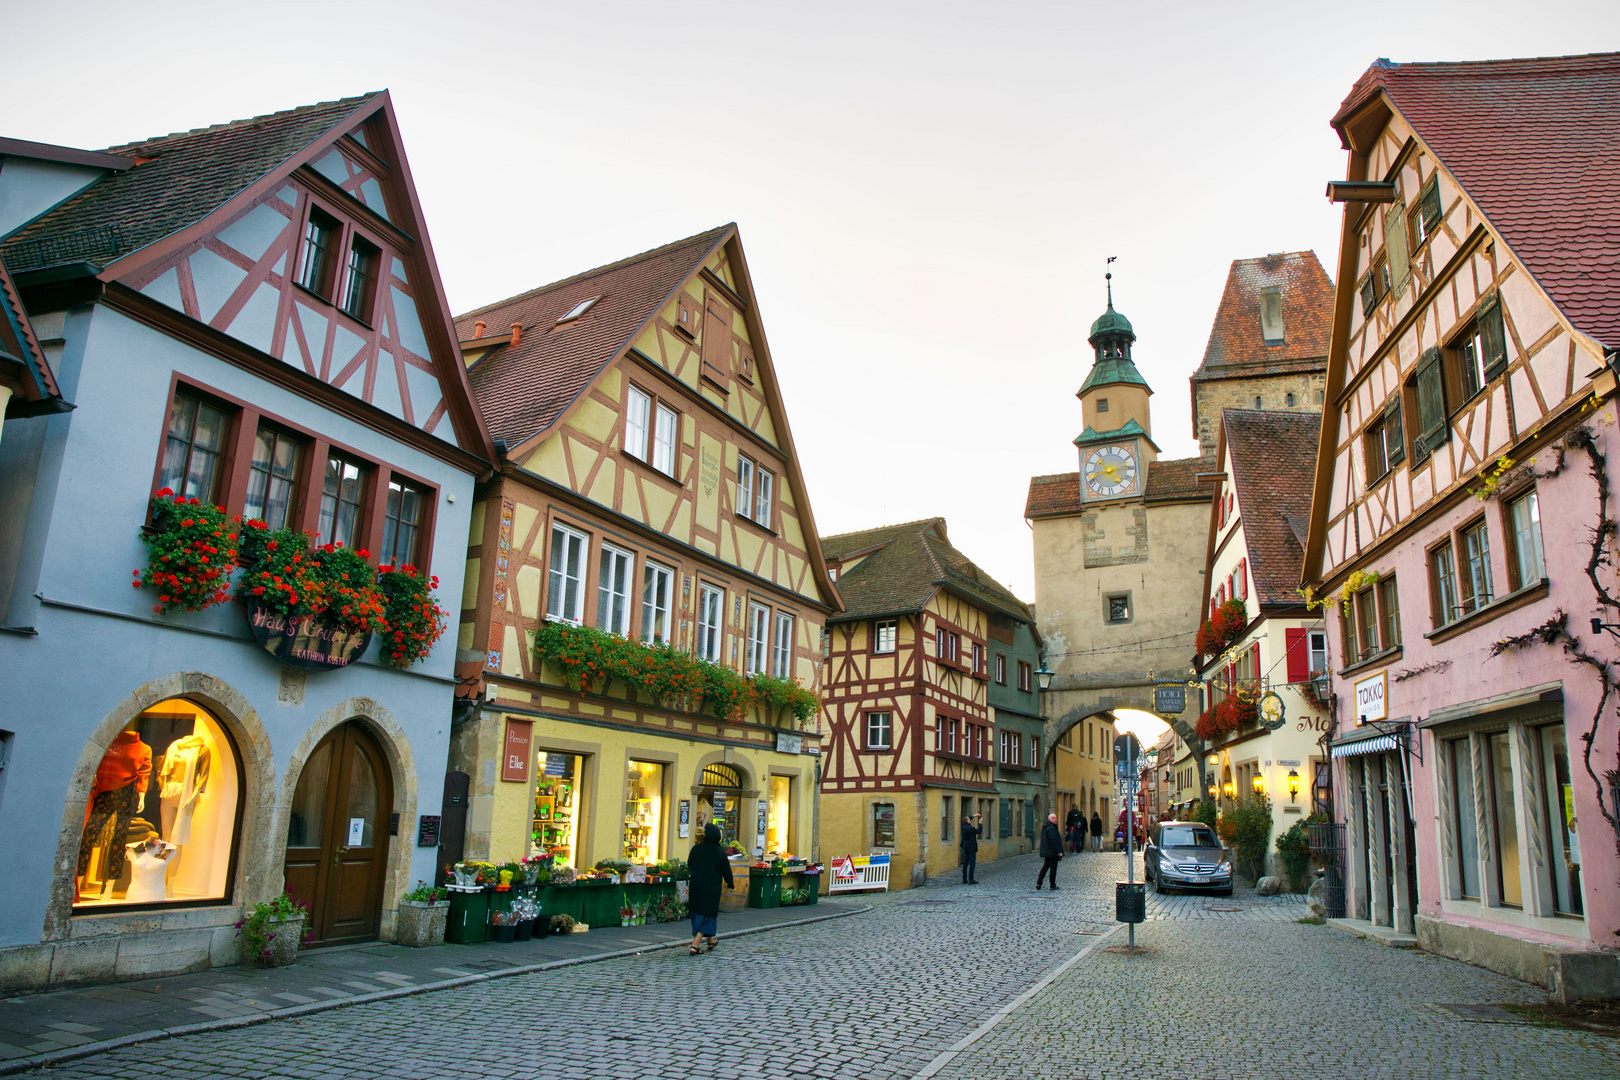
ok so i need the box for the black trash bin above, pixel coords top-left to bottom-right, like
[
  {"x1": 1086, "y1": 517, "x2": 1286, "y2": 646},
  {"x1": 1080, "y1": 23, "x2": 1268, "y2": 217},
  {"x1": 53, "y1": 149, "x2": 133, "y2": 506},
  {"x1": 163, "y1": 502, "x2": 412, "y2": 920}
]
[{"x1": 1115, "y1": 881, "x2": 1146, "y2": 924}]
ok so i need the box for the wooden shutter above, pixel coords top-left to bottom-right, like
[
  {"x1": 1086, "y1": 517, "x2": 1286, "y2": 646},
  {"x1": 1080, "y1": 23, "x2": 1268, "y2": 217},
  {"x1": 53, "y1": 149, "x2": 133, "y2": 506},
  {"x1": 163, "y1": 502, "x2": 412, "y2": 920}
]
[
  {"x1": 1415, "y1": 347, "x2": 1447, "y2": 455},
  {"x1": 1478, "y1": 295, "x2": 1509, "y2": 379},
  {"x1": 1419, "y1": 179, "x2": 1443, "y2": 235},
  {"x1": 1285, "y1": 628, "x2": 1309, "y2": 684},
  {"x1": 1239, "y1": 559, "x2": 1248, "y2": 599},
  {"x1": 1385, "y1": 394, "x2": 1406, "y2": 467},
  {"x1": 1248, "y1": 642, "x2": 1260, "y2": 682},
  {"x1": 1360, "y1": 274, "x2": 1377, "y2": 316},
  {"x1": 700, "y1": 296, "x2": 731, "y2": 384},
  {"x1": 1384, "y1": 202, "x2": 1410, "y2": 289}
]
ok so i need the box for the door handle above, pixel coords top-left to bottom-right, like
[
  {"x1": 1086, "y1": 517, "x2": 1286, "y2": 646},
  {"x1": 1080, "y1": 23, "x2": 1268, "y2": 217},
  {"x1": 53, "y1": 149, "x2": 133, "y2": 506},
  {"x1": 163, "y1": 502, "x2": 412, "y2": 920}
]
[{"x1": 332, "y1": 846, "x2": 351, "y2": 866}]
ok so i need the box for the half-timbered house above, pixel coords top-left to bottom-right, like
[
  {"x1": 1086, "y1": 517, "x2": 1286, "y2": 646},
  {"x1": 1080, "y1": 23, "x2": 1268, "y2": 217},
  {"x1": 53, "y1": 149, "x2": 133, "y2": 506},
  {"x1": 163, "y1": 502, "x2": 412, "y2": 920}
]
[
  {"x1": 449, "y1": 226, "x2": 839, "y2": 875},
  {"x1": 0, "y1": 95, "x2": 493, "y2": 991},
  {"x1": 1304, "y1": 54, "x2": 1620, "y2": 999},
  {"x1": 818, "y1": 518, "x2": 1034, "y2": 889}
]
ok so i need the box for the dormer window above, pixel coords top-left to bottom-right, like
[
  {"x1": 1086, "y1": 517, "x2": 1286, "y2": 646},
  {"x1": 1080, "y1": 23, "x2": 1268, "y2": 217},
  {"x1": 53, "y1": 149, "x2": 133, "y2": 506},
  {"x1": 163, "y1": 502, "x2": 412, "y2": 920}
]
[
  {"x1": 1259, "y1": 286, "x2": 1285, "y2": 343},
  {"x1": 558, "y1": 296, "x2": 600, "y2": 323}
]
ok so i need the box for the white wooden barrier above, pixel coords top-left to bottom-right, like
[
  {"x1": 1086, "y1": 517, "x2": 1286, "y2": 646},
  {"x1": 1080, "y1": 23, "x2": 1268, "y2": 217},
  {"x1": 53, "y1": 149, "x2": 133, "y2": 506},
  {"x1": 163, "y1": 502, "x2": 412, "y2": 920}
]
[{"x1": 828, "y1": 852, "x2": 891, "y2": 894}]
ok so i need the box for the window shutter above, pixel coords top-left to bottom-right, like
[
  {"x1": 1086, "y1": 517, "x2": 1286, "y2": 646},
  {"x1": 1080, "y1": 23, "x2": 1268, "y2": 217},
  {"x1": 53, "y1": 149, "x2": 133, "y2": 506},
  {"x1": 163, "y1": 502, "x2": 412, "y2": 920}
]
[
  {"x1": 1385, "y1": 394, "x2": 1406, "y2": 467},
  {"x1": 1416, "y1": 347, "x2": 1448, "y2": 454},
  {"x1": 1478, "y1": 295, "x2": 1509, "y2": 379},
  {"x1": 1360, "y1": 274, "x2": 1377, "y2": 316},
  {"x1": 1285, "y1": 628, "x2": 1308, "y2": 684},
  {"x1": 1420, "y1": 179, "x2": 1443, "y2": 235},
  {"x1": 1384, "y1": 202, "x2": 1410, "y2": 289},
  {"x1": 1239, "y1": 560, "x2": 1248, "y2": 599},
  {"x1": 1249, "y1": 642, "x2": 1260, "y2": 681}
]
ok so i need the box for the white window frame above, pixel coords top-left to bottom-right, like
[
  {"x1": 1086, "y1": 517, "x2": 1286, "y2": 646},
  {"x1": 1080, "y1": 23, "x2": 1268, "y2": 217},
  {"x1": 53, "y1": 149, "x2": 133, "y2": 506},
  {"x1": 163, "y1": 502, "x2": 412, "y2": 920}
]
[
  {"x1": 652, "y1": 403, "x2": 677, "y2": 475},
  {"x1": 994, "y1": 654, "x2": 1006, "y2": 684},
  {"x1": 772, "y1": 612, "x2": 794, "y2": 679},
  {"x1": 546, "y1": 523, "x2": 589, "y2": 624},
  {"x1": 625, "y1": 386, "x2": 651, "y2": 462},
  {"x1": 755, "y1": 467, "x2": 773, "y2": 526},
  {"x1": 736, "y1": 457, "x2": 754, "y2": 521},
  {"x1": 596, "y1": 542, "x2": 634, "y2": 636},
  {"x1": 874, "y1": 619, "x2": 897, "y2": 654},
  {"x1": 865, "y1": 711, "x2": 892, "y2": 750},
  {"x1": 641, "y1": 560, "x2": 674, "y2": 646},
  {"x1": 745, "y1": 601, "x2": 769, "y2": 675},
  {"x1": 696, "y1": 583, "x2": 724, "y2": 663}
]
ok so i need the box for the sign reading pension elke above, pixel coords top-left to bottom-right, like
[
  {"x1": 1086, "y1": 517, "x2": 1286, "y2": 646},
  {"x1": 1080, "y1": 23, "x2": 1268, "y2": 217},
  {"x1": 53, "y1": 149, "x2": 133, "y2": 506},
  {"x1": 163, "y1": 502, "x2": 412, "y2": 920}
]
[
  {"x1": 1154, "y1": 684, "x2": 1187, "y2": 715},
  {"x1": 245, "y1": 600, "x2": 371, "y2": 670}
]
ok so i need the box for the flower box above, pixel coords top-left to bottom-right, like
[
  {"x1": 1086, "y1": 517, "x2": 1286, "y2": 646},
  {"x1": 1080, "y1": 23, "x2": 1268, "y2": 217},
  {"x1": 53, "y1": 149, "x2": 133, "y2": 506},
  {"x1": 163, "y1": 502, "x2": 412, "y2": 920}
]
[
  {"x1": 259, "y1": 915, "x2": 305, "y2": 967},
  {"x1": 396, "y1": 899, "x2": 450, "y2": 948}
]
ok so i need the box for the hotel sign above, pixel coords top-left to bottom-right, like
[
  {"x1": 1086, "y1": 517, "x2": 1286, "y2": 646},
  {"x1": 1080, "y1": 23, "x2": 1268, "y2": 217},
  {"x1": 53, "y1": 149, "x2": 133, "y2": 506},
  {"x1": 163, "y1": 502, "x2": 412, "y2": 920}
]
[{"x1": 1353, "y1": 671, "x2": 1387, "y2": 725}]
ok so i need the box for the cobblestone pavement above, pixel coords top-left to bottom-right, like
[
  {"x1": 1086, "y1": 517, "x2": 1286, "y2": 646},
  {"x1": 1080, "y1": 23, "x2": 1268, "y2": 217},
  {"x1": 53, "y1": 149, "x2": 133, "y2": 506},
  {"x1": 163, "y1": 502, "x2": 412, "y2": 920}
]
[{"x1": 23, "y1": 850, "x2": 1620, "y2": 1079}]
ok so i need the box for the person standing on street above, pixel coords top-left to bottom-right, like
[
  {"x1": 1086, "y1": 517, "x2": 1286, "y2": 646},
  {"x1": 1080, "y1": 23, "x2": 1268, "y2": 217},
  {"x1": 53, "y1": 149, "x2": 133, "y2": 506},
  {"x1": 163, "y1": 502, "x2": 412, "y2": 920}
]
[
  {"x1": 1090, "y1": 810, "x2": 1104, "y2": 852},
  {"x1": 687, "y1": 822, "x2": 734, "y2": 954},
  {"x1": 960, "y1": 810, "x2": 982, "y2": 884},
  {"x1": 1036, "y1": 812, "x2": 1063, "y2": 890},
  {"x1": 1065, "y1": 805, "x2": 1084, "y2": 853}
]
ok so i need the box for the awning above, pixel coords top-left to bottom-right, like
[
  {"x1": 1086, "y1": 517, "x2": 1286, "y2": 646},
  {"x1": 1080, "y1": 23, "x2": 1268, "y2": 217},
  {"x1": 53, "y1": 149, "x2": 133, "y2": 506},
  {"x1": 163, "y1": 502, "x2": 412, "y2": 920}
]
[{"x1": 1330, "y1": 734, "x2": 1399, "y2": 759}]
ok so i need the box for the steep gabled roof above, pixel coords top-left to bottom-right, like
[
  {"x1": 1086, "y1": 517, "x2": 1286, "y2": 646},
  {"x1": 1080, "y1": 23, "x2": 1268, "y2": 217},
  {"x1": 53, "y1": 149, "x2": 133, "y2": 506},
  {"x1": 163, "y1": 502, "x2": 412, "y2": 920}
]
[
  {"x1": 0, "y1": 251, "x2": 62, "y2": 409},
  {"x1": 1192, "y1": 251, "x2": 1334, "y2": 381},
  {"x1": 456, "y1": 226, "x2": 732, "y2": 448},
  {"x1": 2, "y1": 95, "x2": 378, "y2": 272},
  {"x1": 1222, "y1": 409, "x2": 1321, "y2": 606},
  {"x1": 1333, "y1": 52, "x2": 1620, "y2": 348},
  {"x1": 822, "y1": 518, "x2": 1031, "y2": 624},
  {"x1": 1023, "y1": 456, "x2": 1211, "y2": 519}
]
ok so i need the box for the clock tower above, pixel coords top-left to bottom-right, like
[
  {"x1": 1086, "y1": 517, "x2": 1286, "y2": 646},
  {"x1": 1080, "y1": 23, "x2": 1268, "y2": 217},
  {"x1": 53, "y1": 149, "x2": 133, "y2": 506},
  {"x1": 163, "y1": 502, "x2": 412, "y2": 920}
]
[{"x1": 1075, "y1": 274, "x2": 1158, "y2": 503}]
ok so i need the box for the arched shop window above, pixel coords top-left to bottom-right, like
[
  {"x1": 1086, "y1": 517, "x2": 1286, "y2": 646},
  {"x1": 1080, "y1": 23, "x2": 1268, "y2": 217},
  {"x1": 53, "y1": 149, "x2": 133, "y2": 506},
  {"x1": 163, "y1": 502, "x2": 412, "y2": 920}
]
[
  {"x1": 74, "y1": 698, "x2": 241, "y2": 910},
  {"x1": 697, "y1": 763, "x2": 746, "y2": 849}
]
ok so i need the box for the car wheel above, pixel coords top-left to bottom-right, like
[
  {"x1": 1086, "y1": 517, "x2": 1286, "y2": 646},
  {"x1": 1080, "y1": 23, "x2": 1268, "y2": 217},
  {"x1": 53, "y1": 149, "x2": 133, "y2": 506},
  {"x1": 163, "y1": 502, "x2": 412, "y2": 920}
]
[{"x1": 1152, "y1": 875, "x2": 1166, "y2": 895}]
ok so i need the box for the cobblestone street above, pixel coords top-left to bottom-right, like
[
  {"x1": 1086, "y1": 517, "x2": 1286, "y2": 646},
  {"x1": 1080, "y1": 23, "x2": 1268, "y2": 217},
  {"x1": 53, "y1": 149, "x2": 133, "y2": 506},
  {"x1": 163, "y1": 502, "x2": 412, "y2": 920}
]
[{"x1": 19, "y1": 851, "x2": 1620, "y2": 1079}]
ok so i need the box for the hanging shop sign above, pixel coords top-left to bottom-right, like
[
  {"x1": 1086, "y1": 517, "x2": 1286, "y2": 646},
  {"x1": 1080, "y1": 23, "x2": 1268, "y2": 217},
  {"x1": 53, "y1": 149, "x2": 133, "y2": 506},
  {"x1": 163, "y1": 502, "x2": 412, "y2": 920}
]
[
  {"x1": 501, "y1": 719, "x2": 532, "y2": 782},
  {"x1": 245, "y1": 601, "x2": 370, "y2": 671},
  {"x1": 1154, "y1": 685, "x2": 1187, "y2": 715},
  {"x1": 1353, "y1": 671, "x2": 1387, "y2": 725}
]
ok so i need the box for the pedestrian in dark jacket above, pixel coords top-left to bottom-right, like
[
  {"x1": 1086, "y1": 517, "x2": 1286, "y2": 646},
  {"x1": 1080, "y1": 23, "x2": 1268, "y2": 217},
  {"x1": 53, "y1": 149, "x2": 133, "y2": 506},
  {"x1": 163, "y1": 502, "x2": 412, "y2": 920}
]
[
  {"x1": 1090, "y1": 810, "x2": 1104, "y2": 852},
  {"x1": 1065, "y1": 806, "x2": 1084, "y2": 853},
  {"x1": 1036, "y1": 813, "x2": 1063, "y2": 890},
  {"x1": 959, "y1": 812, "x2": 982, "y2": 884},
  {"x1": 687, "y1": 823, "x2": 734, "y2": 954}
]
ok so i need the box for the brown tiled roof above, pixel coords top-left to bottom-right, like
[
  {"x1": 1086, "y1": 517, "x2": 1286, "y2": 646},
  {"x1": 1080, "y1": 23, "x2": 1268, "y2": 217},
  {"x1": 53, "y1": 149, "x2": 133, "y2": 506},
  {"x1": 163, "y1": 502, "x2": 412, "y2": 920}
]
[
  {"x1": 1, "y1": 95, "x2": 377, "y2": 271},
  {"x1": 456, "y1": 226, "x2": 732, "y2": 448},
  {"x1": 1334, "y1": 53, "x2": 1620, "y2": 348},
  {"x1": 822, "y1": 518, "x2": 1031, "y2": 625},
  {"x1": 1223, "y1": 409, "x2": 1321, "y2": 605},
  {"x1": 1191, "y1": 252, "x2": 1333, "y2": 381},
  {"x1": 1024, "y1": 456, "x2": 1211, "y2": 518},
  {"x1": 0, "y1": 252, "x2": 59, "y2": 403}
]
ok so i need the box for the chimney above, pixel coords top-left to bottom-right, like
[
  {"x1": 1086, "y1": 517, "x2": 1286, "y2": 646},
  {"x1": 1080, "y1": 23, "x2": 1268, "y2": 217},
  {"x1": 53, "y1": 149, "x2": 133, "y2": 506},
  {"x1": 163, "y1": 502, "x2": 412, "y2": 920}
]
[
  {"x1": 474, "y1": 320, "x2": 486, "y2": 338},
  {"x1": 510, "y1": 323, "x2": 523, "y2": 347}
]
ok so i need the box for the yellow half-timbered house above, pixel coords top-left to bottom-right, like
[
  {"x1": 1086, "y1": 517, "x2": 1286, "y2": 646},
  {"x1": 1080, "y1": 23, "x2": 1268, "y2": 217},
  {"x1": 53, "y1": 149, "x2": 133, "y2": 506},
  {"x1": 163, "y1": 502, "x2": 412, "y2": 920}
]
[
  {"x1": 449, "y1": 225, "x2": 840, "y2": 873},
  {"x1": 819, "y1": 519, "x2": 1035, "y2": 889}
]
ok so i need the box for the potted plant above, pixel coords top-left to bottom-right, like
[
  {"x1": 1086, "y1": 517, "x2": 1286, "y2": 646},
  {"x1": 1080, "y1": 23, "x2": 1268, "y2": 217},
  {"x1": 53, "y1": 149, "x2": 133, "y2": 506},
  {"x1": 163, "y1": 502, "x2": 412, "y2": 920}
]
[
  {"x1": 236, "y1": 892, "x2": 308, "y2": 967},
  {"x1": 549, "y1": 913, "x2": 577, "y2": 935},
  {"x1": 396, "y1": 881, "x2": 450, "y2": 948},
  {"x1": 491, "y1": 909, "x2": 519, "y2": 943}
]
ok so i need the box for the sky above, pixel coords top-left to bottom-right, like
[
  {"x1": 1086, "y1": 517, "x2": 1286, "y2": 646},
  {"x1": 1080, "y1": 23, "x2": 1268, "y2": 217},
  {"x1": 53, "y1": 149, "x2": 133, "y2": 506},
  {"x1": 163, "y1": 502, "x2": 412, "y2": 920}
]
[{"x1": 7, "y1": 0, "x2": 1618, "y2": 600}]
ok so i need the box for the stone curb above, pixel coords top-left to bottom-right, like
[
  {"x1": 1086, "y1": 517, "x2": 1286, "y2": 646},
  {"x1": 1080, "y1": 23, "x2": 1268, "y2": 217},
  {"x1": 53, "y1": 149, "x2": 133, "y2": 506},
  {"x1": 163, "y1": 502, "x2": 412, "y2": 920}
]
[{"x1": 0, "y1": 906, "x2": 872, "y2": 1075}]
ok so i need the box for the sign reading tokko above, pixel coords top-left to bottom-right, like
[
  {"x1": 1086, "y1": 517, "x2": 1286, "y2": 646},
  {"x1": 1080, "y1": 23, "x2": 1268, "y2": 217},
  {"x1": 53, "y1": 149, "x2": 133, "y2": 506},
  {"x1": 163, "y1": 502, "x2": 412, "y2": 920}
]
[{"x1": 245, "y1": 601, "x2": 371, "y2": 670}]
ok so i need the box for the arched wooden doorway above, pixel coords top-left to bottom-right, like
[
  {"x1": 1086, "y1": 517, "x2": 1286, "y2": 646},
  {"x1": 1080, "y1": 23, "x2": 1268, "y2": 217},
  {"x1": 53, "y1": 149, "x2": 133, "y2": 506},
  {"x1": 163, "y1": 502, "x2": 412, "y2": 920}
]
[
  {"x1": 283, "y1": 721, "x2": 393, "y2": 946},
  {"x1": 695, "y1": 762, "x2": 746, "y2": 849}
]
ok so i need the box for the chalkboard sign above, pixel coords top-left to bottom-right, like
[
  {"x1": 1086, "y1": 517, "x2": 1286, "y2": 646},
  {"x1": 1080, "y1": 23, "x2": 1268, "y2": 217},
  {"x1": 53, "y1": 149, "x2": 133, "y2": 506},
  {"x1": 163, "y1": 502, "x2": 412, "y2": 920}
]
[{"x1": 418, "y1": 814, "x2": 442, "y2": 848}]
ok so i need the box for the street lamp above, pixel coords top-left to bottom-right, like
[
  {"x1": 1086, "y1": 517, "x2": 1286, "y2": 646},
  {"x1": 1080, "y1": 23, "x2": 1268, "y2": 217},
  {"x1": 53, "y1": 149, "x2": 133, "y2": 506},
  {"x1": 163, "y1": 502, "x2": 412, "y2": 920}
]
[
  {"x1": 1222, "y1": 780, "x2": 1236, "y2": 800},
  {"x1": 1252, "y1": 773, "x2": 1265, "y2": 796},
  {"x1": 1287, "y1": 769, "x2": 1300, "y2": 803},
  {"x1": 1036, "y1": 665, "x2": 1055, "y2": 691}
]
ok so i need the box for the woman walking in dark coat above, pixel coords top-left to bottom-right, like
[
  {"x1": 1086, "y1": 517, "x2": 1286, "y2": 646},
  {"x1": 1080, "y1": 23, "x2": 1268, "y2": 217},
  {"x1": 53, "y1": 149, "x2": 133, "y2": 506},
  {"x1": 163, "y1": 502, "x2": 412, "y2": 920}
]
[{"x1": 687, "y1": 822, "x2": 734, "y2": 954}]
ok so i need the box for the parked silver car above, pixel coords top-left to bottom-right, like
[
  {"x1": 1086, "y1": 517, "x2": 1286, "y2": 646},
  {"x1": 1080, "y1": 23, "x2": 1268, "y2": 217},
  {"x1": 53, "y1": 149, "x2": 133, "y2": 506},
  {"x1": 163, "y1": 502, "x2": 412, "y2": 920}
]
[{"x1": 1144, "y1": 821, "x2": 1233, "y2": 895}]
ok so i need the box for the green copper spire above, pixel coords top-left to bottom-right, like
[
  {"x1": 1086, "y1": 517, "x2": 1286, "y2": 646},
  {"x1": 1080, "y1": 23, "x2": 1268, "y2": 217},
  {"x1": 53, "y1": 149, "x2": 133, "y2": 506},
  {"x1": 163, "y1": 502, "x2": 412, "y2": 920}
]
[{"x1": 1081, "y1": 271, "x2": 1149, "y2": 393}]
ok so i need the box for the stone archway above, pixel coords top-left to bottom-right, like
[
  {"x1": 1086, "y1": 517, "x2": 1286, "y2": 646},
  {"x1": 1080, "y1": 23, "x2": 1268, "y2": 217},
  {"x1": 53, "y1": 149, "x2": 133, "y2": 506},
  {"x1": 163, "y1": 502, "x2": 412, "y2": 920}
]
[
  {"x1": 45, "y1": 672, "x2": 275, "y2": 942},
  {"x1": 275, "y1": 698, "x2": 419, "y2": 942}
]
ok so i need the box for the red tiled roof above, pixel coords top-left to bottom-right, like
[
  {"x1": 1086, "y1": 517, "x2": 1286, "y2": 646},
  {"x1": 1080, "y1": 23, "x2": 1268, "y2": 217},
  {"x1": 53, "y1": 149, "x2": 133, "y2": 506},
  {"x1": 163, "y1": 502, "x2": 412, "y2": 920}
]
[
  {"x1": 1334, "y1": 53, "x2": 1620, "y2": 348},
  {"x1": 1223, "y1": 409, "x2": 1321, "y2": 605},
  {"x1": 821, "y1": 518, "x2": 1031, "y2": 624},
  {"x1": 457, "y1": 226, "x2": 732, "y2": 448},
  {"x1": 1024, "y1": 457, "x2": 1211, "y2": 518},
  {"x1": 1191, "y1": 251, "x2": 1333, "y2": 381}
]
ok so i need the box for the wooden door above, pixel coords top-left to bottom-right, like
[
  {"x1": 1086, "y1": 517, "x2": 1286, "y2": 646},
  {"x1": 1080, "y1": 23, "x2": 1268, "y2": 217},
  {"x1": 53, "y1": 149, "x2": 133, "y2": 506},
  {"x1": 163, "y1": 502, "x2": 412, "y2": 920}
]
[{"x1": 282, "y1": 722, "x2": 393, "y2": 946}]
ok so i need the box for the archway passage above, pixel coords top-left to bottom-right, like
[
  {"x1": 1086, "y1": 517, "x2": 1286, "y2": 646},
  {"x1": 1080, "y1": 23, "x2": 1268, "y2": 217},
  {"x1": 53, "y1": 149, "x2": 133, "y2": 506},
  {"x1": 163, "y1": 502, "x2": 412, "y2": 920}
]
[{"x1": 284, "y1": 721, "x2": 393, "y2": 946}]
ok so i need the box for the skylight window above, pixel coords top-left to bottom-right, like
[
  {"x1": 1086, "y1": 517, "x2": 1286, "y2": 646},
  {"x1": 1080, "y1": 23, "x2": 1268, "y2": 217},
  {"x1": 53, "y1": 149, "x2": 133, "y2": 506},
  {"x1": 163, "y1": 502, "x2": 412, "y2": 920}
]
[{"x1": 558, "y1": 296, "x2": 600, "y2": 323}]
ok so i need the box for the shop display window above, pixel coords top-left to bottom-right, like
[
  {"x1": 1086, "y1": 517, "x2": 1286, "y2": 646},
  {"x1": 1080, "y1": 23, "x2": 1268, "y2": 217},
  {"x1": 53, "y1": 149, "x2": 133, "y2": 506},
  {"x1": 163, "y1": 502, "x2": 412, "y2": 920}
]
[
  {"x1": 75, "y1": 699, "x2": 240, "y2": 909},
  {"x1": 623, "y1": 760, "x2": 665, "y2": 863},
  {"x1": 533, "y1": 751, "x2": 585, "y2": 867},
  {"x1": 766, "y1": 775, "x2": 792, "y2": 856}
]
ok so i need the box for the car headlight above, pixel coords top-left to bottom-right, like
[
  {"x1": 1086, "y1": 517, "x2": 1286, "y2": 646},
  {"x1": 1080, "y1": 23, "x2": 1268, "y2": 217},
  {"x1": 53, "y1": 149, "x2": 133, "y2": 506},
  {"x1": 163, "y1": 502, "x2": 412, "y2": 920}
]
[{"x1": 1217, "y1": 861, "x2": 1232, "y2": 874}]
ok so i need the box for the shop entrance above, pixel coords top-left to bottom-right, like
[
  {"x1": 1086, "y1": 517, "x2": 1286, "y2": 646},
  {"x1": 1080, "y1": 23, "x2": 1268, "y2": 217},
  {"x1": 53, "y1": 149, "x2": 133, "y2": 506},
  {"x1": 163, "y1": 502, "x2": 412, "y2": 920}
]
[
  {"x1": 284, "y1": 721, "x2": 393, "y2": 946},
  {"x1": 697, "y1": 763, "x2": 745, "y2": 849}
]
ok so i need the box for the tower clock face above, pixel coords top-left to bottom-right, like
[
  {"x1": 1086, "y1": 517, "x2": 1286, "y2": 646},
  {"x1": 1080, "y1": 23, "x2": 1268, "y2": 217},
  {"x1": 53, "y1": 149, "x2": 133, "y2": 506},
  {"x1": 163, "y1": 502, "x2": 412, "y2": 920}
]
[{"x1": 1084, "y1": 444, "x2": 1139, "y2": 497}]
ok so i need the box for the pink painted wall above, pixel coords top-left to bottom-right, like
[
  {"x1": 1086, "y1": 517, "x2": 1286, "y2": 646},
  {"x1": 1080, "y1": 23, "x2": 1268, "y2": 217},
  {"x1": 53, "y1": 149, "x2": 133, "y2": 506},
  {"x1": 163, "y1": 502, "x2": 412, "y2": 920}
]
[{"x1": 1326, "y1": 401, "x2": 1620, "y2": 947}]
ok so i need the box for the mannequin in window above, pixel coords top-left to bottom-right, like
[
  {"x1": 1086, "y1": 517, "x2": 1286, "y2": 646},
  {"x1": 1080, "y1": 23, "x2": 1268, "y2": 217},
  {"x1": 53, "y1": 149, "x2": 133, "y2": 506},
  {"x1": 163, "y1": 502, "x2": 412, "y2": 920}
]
[
  {"x1": 124, "y1": 821, "x2": 178, "y2": 903},
  {"x1": 77, "y1": 728, "x2": 153, "y2": 897},
  {"x1": 158, "y1": 734, "x2": 211, "y2": 845}
]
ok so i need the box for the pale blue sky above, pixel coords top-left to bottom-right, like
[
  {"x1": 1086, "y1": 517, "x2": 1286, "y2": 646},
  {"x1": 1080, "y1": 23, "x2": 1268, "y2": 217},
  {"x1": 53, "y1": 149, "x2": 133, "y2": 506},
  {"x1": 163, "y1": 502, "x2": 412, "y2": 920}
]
[{"x1": 6, "y1": 0, "x2": 1618, "y2": 600}]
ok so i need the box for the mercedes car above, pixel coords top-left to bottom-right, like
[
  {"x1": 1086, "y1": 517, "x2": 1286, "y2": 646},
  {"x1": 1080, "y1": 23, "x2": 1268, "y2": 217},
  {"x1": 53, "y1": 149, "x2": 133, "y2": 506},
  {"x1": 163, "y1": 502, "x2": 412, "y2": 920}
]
[{"x1": 1144, "y1": 821, "x2": 1233, "y2": 895}]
